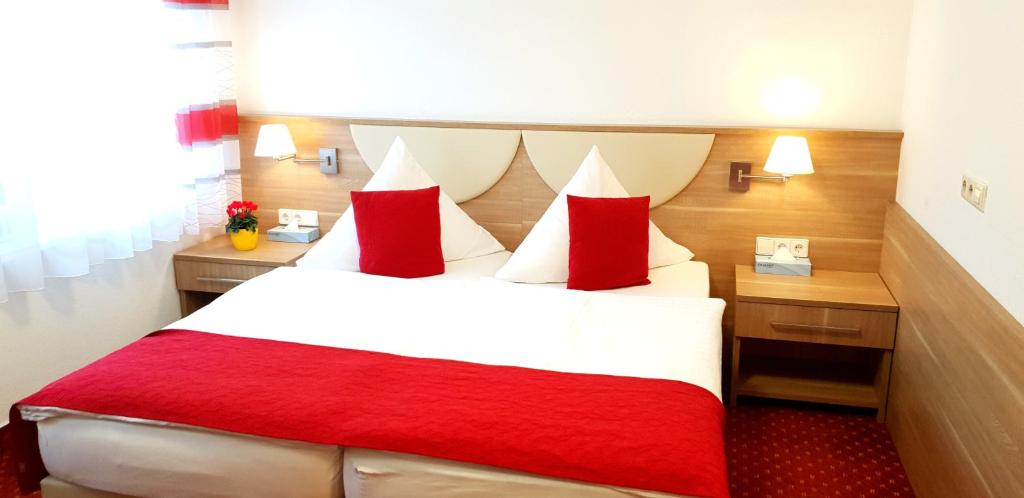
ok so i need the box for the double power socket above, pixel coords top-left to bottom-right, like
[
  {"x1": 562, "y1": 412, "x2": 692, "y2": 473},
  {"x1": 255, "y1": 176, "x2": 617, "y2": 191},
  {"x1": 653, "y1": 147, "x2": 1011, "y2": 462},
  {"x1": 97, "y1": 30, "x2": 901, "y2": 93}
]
[
  {"x1": 278, "y1": 209, "x2": 319, "y2": 227},
  {"x1": 960, "y1": 174, "x2": 988, "y2": 212},
  {"x1": 755, "y1": 236, "x2": 810, "y2": 258}
]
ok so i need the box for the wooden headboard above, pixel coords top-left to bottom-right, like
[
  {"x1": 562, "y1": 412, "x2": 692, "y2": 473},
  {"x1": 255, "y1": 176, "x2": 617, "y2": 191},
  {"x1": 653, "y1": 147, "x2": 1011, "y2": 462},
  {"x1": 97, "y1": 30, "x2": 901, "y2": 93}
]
[{"x1": 239, "y1": 115, "x2": 902, "y2": 336}]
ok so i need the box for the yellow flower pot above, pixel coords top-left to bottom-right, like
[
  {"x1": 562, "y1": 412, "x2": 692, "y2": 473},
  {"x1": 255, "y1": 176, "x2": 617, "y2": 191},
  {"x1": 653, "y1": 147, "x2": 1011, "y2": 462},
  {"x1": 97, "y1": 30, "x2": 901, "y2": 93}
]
[{"x1": 229, "y1": 228, "x2": 259, "y2": 251}]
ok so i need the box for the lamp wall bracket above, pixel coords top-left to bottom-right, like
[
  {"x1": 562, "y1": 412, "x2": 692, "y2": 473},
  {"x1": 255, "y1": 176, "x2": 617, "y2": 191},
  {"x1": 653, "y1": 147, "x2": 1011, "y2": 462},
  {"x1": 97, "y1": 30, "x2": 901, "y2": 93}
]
[
  {"x1": 729, "y1": 162, "x2": 789, "y2": 192},
  {"x1": 273, "y1": 148, "x2": 339, "y2": 174}
]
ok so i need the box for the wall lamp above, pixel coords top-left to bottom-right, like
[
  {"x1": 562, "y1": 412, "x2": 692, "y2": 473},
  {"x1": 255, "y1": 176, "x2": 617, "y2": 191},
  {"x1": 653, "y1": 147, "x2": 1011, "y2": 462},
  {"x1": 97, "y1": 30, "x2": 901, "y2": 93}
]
[
  {"x1": 729, "y1": 136, "x2": 814, "y2": 192},
  {"x1": 254, "y1": 124, "x2": 339, "y2": 174}
]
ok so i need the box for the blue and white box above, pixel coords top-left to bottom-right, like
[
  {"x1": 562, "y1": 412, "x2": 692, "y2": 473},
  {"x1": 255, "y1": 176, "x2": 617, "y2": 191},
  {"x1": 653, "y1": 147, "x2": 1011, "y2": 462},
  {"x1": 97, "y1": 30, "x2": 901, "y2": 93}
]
[
  {"x1": 754, "y1": 254, "x2": 812, "y2": 276},
  {"x1": 267, "y1": 225, "x2": 320, "y2": 243}
]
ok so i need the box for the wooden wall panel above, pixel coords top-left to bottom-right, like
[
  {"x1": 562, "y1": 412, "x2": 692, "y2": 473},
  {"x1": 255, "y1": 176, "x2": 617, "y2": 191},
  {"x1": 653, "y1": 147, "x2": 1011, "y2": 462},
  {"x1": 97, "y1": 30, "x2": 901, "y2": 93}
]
[
  {"x1": 880, "y1": 204, "x2": 1024, "y2": 497},
  {"x1": 238, "y1": 115, "x2": 900, "y2": 348}
]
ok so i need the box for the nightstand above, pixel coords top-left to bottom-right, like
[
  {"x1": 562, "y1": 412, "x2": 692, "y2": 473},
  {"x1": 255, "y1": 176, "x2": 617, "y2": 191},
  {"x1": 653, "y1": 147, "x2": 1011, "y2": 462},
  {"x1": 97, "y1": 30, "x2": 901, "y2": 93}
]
[
  {"x1": 173, "y1": 235, "x2": 314, "y2": 316},
  {"x1": 731, "y1": 265, "x2": 899, "y2": 421}
]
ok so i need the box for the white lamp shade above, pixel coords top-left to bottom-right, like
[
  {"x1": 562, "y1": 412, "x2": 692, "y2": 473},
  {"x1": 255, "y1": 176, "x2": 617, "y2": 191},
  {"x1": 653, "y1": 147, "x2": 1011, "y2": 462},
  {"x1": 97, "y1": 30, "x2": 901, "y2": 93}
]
[
  {"x1": 254, "y1": 124, "x2": 297, "y2": 158},
  {"x1": 763, "y1": 136, "x2": 814, "y2": 176}
]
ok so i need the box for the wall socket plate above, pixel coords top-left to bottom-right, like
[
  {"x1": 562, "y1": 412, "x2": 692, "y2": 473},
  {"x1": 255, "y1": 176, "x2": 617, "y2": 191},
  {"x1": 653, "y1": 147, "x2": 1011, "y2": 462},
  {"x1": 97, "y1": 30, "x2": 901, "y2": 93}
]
[
  {"x1": 756, "y1": 236, "x2": 810, "y2": 258},
  {"x1": 960, "y1": 174, "x2": 988, "y2": 212},
  {"x1": 278, "y1": 209, "x2": 320, "y2": 227}
]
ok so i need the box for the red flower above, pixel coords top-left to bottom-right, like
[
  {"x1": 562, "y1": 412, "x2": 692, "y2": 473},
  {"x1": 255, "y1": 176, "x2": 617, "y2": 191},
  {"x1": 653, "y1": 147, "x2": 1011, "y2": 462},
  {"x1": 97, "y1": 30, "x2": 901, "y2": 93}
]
[{"x1": 226, "y1": 200, "x2": 257, "y2": 219}]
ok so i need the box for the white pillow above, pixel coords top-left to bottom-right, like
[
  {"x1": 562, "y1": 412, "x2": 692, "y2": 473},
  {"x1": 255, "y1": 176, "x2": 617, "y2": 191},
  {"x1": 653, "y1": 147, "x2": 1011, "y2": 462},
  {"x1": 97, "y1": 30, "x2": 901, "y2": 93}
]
[
  {"x1": 296, "y1": 137, "x2": 505, "y2": 270},
  {"x1": 495, "y1": 146, "x2": 693, "y2": 283}
]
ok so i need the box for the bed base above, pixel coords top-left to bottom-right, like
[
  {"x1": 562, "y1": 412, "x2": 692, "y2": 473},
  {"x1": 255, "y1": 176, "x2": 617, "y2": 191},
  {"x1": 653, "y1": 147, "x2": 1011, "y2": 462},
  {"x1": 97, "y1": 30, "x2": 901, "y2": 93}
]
[{"x1": 40, "y1": 477, "x2": 137, "y2": 498}]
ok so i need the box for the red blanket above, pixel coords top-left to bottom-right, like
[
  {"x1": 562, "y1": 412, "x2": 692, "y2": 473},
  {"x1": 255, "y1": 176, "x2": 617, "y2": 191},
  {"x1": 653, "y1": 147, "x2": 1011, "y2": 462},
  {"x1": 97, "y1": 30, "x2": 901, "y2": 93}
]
[{"x1": 10, "y1": 329, "x2": 728, "y2": 497}]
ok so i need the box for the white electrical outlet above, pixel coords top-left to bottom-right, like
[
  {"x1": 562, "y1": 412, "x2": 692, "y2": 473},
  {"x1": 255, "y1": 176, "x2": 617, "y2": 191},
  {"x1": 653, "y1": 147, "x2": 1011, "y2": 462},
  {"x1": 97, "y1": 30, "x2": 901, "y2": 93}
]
[
  {"x1": 960, "y1": 174, "x2": 988, "y2": 212},
  {"x1": 755, "y1": 236, "x2": 810, "y2": 257},
  {"x1": 278, "y1": 209, "x2": 320, "y2": 227},
  {"x1": 788, "y1": 238, "x2": 809, "y2": 258}
]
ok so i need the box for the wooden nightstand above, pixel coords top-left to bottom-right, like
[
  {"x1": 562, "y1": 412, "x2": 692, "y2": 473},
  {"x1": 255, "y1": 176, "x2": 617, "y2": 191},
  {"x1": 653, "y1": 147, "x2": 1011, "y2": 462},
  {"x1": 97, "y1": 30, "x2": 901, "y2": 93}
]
[
  {"x1": 731, "y1": 265, "x2": 899, "y2": 421},
  {"x1": 173, "y1": 235, "x2": 314, "y2": 316}
]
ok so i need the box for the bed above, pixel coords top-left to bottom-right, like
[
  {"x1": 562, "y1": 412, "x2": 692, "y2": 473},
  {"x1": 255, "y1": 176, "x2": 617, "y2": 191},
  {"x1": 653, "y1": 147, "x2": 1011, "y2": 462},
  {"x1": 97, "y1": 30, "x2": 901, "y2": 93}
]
[
  {"x1": 20, "y1": 253, "x2": 724, "y2": 498},
  {"x1": 13, "y1": 126, "x2": 731, "y2": 498}
]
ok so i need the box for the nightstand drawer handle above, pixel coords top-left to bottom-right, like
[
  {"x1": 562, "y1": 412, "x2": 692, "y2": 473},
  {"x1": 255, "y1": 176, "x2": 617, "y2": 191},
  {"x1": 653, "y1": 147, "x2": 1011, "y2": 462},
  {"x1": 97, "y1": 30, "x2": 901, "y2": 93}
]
[
  {"x1": 195, "y1": 276, "x2": 248, "y2": 285},
  {"x1": 770, "y1": 322, "x2": 862, "y2": 336}
]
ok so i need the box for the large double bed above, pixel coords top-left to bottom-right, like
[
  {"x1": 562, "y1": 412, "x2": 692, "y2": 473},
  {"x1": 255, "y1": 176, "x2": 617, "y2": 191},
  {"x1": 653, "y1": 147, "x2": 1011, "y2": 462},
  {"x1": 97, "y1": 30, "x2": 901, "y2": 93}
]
[
  {"x1": 12, "y1": 126, "x2": 731, "y2": 498},
  {"x1": 20, "y1": 253, "x2": 725, "y2": 498}
]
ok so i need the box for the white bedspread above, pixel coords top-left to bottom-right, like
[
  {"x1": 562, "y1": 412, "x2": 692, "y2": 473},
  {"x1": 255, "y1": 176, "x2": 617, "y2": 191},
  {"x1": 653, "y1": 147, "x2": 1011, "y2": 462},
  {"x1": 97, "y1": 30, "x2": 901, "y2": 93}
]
[
  {"x1": 31, "y1": 267, "x2": 725, "y2": 498},
  {"x1": 171, "y1": 267, "x2": 724, "y2": 392}
]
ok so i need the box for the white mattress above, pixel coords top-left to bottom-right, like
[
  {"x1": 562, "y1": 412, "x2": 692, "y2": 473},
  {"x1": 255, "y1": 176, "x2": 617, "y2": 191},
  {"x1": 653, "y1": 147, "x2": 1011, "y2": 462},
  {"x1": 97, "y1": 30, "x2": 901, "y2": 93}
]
[
  {"x1": 30, "y1": 259, "x2": 722, "y2": 498},
  {"x1": 342, "y1": 448, "x2": 684, "y2": 498},
  {"x1": 37, "y1": 415, "x2": 342, "y2": 498}
]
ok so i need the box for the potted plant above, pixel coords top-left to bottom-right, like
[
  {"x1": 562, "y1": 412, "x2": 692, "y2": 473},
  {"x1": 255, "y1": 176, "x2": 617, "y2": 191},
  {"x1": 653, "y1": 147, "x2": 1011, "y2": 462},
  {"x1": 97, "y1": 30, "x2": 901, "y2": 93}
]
[{"x1": 226, "y1": 200, "x2": 259, "y2": 251}]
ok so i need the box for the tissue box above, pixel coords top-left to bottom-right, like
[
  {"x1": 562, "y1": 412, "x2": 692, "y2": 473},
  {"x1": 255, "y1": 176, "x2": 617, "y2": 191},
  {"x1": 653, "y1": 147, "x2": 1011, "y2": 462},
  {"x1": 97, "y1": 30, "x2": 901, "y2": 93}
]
[
  {"x1": 267, "y1": 225, "x2": 320, "y2": 243},
  {"x1": 754, "y1": 254, "x2": 812, "y2": 277}
]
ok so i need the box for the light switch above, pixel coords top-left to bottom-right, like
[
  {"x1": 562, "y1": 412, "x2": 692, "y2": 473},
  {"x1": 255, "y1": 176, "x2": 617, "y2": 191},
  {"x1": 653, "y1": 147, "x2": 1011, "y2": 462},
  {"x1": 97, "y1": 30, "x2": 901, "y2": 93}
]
[{"x1": 755, "y1": 237, "x2": 776, "y2": 255}]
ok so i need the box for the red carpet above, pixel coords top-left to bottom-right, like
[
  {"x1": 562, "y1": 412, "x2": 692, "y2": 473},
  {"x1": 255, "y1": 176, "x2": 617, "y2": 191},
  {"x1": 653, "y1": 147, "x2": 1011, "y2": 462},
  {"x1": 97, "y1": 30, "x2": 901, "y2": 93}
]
[
  {"x1": 725, "y1": 405, "x2": 915, "y2": 497},
  {"x1": 0, "y1": 428, "x2": 39, "y2": 498},
  {"x1": 3, "y1": 406, "x2": 914, "y2": 498}
]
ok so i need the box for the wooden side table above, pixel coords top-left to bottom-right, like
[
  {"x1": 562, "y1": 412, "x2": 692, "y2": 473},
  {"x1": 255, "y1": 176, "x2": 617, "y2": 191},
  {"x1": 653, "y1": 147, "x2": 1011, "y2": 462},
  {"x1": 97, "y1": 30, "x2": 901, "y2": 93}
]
[
  {"x1": 173, "y1": 235, "x2": 313, "y2": 316},
  {"x1": 731, "y1": 265, "x2": 899, "y2": 421}
]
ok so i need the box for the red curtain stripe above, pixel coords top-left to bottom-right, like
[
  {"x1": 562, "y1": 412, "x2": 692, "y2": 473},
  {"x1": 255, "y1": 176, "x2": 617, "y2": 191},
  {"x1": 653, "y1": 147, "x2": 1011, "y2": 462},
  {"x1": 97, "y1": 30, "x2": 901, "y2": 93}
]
[{"x1": 175, "y1": 103, "x2": 239, "y2": 147}]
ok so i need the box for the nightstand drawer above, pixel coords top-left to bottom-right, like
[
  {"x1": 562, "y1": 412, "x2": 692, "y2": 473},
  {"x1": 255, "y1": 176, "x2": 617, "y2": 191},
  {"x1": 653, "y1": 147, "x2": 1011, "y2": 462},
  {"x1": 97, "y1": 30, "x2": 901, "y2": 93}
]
[
  {"x1": 735, "y1": 302, "x2": 897, "y2": 349},
  {"x1": 174, "y1": 261, "x2": 273, "y2": 293}
]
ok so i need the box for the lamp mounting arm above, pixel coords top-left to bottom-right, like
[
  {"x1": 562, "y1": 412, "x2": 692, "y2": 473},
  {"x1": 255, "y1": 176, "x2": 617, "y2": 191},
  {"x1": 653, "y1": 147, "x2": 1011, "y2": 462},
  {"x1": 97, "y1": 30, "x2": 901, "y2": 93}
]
[
  {"x1": 738, "y1": 172, "x2": 790, "y2": 182},
  {"x1": 729, "y1": 161, "x2": 792, "y2": 192},
  {"x1": 272, "y1": 148, "x2": 339, "y2": 174}
]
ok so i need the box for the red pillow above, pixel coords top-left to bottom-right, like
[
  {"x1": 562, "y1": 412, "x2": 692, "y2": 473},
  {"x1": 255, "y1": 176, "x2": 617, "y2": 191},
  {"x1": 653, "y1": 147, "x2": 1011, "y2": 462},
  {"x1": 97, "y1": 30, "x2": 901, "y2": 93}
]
[
  {"x1": 350, "y1": 186, "x2": 444, "y2": 278},
  {"x1": 567, "y1": 195, "x2": 651, "y2": 291}
]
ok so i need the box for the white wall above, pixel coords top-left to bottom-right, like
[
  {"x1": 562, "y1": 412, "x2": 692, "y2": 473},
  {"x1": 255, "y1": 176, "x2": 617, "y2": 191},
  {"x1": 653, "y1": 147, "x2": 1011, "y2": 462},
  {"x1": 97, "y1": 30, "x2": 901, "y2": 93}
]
[
  {"x1": 231, "y1": 0, "x2": 912, "y2": 130},
  {"x1": 0, "y1": 238, "x2": 198, "y2": 426},
  {"x1": 897, "y1": 0, "x2": 1024, "y2": 325}
]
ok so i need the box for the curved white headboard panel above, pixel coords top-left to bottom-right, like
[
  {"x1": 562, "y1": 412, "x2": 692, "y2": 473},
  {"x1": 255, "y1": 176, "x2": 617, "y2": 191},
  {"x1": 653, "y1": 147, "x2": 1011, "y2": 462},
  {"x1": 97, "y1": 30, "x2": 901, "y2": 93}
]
[
  {"x1": 521, "y1": 130, "x2": 715, "y2": 207},
  {"x1": 350, "y1": 125, "x2": 521, "y2": 203}
]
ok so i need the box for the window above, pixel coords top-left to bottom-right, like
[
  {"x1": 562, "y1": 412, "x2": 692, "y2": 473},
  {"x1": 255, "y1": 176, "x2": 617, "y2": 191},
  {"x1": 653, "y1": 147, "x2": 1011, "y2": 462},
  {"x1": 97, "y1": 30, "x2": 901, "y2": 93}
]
[{"x1": 0, "y1": 1, "x2": 237, "y2": 303}]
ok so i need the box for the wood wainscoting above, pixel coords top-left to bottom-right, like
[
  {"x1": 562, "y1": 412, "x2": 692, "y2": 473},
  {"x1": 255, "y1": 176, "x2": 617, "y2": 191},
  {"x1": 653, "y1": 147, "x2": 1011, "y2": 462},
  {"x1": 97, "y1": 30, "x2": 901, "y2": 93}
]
[
  {"x1": 880, "y1": 204, "x2": 1024, "y2": 497},
  {"x1": 238, "y1": 115, "x2": 901, "y2": 364}
]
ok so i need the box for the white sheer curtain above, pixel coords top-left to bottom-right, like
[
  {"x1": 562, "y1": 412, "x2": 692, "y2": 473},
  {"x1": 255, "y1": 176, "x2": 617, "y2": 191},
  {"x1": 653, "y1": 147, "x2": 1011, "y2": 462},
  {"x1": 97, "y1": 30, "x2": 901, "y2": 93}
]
[{"x1": 0, "y1": 1, "x2": 239, "y2": 304}]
